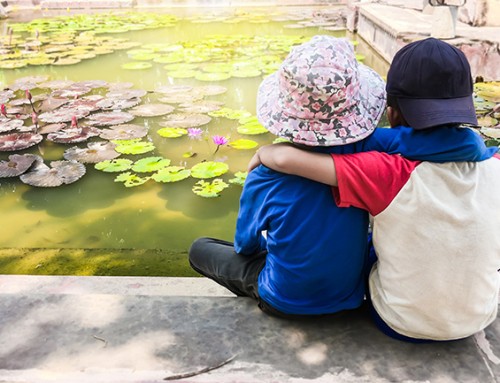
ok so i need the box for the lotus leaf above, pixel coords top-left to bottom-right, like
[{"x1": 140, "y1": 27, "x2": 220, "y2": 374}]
[
  {"x1": 95, "y1": 158, "x2": 133, "y2": 172},
  {"x1": 106, "y1": 89, "x2": 147, "y2": 99},
  {"x1": 121, "y1": 62, "x2": 153, "y2": 70},
  {"x1": 99, "y1": 124, "x2": 148, "y2": 140},
  {"x1": 480, "y1": 127, "x2": 500, "y2": 139},
  {"x1": 178, "y1": 101, "x2": 224, "y2": 114},
  {"x1": 477, "y1": 116, "x2": 498, "y2": 127},
  {"x1": 209, "y1": 107, "x2": 252, "y2": 120},
  {"x1": 86, "y1": 111, "x2": 135, "y2": 126},
  {"x1": 0, "y1": 119, "x2": 24, "y2": 133},
  {"x1": 112, "y1": 139, "x2": 156, "y2": 155},
  {"x1": 157, "y1": 127, "x2": 188, "y2": 138},
  {"x1": 237, "y1": 120, "x2": 269, "y2": 135},
  {"x1": 129, "y1": 103, "x2": 175, "y2": 117},
  {"x1": 131, "y1": 156, "x2": 171, "y2": 173},
  {"x1": 114, "y1": 172, "x2": 150, "y2": 187},
  {"x1": 228, "y1": 139, "x2": 259, "y2": 149},
  {"x1": 96, "y1": 97, "x2": 141, "y2": 110},
  {"x1": 195, "y1": 72, "x2": 231, "y2": 82},
  {"x1": 64, "y1": 141, "x2": 119, "y2": 163},
  {"x1": 228, "y1": 171, "x2": 248, "y2": 186},
  {"x1": 192, "y1": 178, "x2": 229, "y2": 198},
  {"x1": 160, "y1": 113, "x2": 211, "y2": 128},
  {"x1": 152, "y1": 166, "x2": 191, "y2": 183},
  {"x1": 20, "y1": 160, "x2": 86, "y2": 187},
  {"x1": 191, "y1": 161, "x2": 229, "y2": 179},
  {"x1": 155, "y1": 85, "x2": 193, "y2": 95},
  {"x1": 47, "y1": 127, "x2": 101, "y2": 144},
  {"x1": 0, "y1": 153, "x2": 39, "y2": 177},
  {"x1": 0, "y1": 132, "x2": 43, "y2": 151}
]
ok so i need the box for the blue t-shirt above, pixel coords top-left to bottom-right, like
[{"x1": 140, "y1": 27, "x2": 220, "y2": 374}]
[{"x1": 234, "y1": 126, "x2": 496, "y2": 315}]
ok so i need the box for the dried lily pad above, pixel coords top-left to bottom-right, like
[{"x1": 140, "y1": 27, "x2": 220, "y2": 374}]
[
  {"x1": 38, "y1": 96, "x2": 71, "y2": 113},
  {"x1": 228, "y1": 139, "x2": 259, "y2": 149},
  {"x1": 151, "y1": 166, "x2": 191, "y2": 183},
  {"x1": 192, "y1": 178, "x2": 229, "y2": 197},
  {"x1": 65, "y1": 95, "x2": 105, "y2": 112},
  {"x1": 0, "y1": 132, "x2": 43, "y2": 151},
  {"x1": 190, "y1": 161, "x2": 229, "y2": 179},
  {"x1": 51, "y1": 85, "x2": 92, "y2": 98},
  {"x1": 155, "y1": 85, "x2": 193, "y2": 95},
  {"x1": 157, "y1": 127, "x2": 188, "y2": 138},
  {"x1": 131, "y1": 156, "x2": 171, "y2": 173},
  {"x1": 157, "y1": 93, "x2": 204, "y2": 104},
  {"x1": 39, "y1": 108, "x2": 90, "y2": 123},
  {"x1": 20, "y1": 160, "x2": 86, "y2": 187},
  {"x1": 0, "y1": 153, "x2": 39, "y2": 177},
  {"x1": 0, "y1": 119, "x2": 24, "y2": 133},
  {"x1": 96, "y1": 97, "x2": 142, "y2": 110},
  {"x1": 99, "y1": 124, "x2": 148, "y2": 140},
  {"x1": 178, "y1": 100, "x2": 224, "y2": 114},
  {"x1": 114, "y1": 172, "x2": 150, "y2": 187},
  {"x1": 47, "y1": 127, "x2": 101, "y2": 143},
  {"x1": 196, "y1": 85, "x2": 227, "y2": 96},
  {"x1": 106, "y1": 89, "x2": 147, "y2": 99},
  {"x1": 112, "y1": 139, "x2": 155, "y2": 154},
  {"x1": 128, "y1": 103, "x2": 175, "y2": 117},
  {"x1": 39, "y1": 80, "x2": 75, "y2": 89},
  {"x1": 159, "y1": 113, "x2": 211, "y2": 128},
  {"x1": 0, "y1": 90, "x2": 15, "y2": 104},
  {"x1": 95, "y1": 158, "x2": 133, "y2": 172},
  {"x1": 86, "y1": 111, "x2": 135, "y2": 126},
  {"x1": 75, "y1": 80, "x2": 108, "y2": 89},
  {"x1": 64, "y1": 141, "x2": 119, "y2": 163},
  {"x1": 38, "y1": 123, "x2": 67, "y2": 134}
]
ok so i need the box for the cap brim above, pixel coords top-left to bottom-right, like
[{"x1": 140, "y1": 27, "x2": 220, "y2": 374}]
[
  {"x1": 256, "y1": 64, "x2": 386, "y2": 147},
  {"x1": 397, "y1": 96, "x2": 478, "y2": 130}
]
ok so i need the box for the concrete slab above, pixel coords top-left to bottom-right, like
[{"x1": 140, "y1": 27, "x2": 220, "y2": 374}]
[{"x1": 0, "y1": 275, "x2": 499, "y2": 383}]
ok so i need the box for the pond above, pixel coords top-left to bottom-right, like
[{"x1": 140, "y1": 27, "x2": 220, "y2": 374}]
[{"x1": 0, "y1": 6, "x2": 398, "y2": 276}]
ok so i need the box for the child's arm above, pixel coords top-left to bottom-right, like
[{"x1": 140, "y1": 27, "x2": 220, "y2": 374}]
[{"x1": 249, "y1": 143, "x2": 338, "y2": 186}]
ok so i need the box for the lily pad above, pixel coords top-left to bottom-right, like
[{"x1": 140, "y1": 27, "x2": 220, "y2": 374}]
[
  {"x1": 167, "y1": 69, "x2": 198, "y2": 79},
  {"x1": 106, "y1": 89, "x2": 147, "y2": 99},
  {"x1": 99, "y1": 124, "x2": 148, "y2": 140},
  {"x1": 178, "y1": 100, "x2": 224, "y2": 114},
  {"x1": 39, "y1": 108, "x2": 90, "y2": 123},
  {"x1": 157, "y1": 127, "x2": 188, "y2": 138},
  {"x1": 121, "y1": 62, "x2": 153, "y2": 70},
  {"x1": 131, "y1": 156, "x2": 171, "y2": 173},
  {"x1": 157, "y1": 93, "x2": 204, "y2": 104},
  {"x1": 0, "y1": 132, "x2": 43, "y2": 151},
  {"x1": 96, "y1": 97, "x2": 142, "y2": 110},
  {"x1": 190, "y1": 161, "x2": 229, "y2": 179},
  {"x1": 38, "y1": 123, "x2": 67, "y2": 134},
  {"x1": 112, "y1": 138, "x2": 156, "y2": 154},
  {"x1": 196, "y1": 85, "x2": 228, "y2": 96},
  {"x1": 86, "y1": 111, "x2": 135, "y2": 126},
  {"x1": 155, "y1": 85, "x2": 193, "y2": 95},
  {"x1": 159, "y1": 113, "x2": 211, "y2": 128},
  {"x1": 95, "y1": 158, "x2": 133, "y2": 172},
  {"x1": 64, "y1": 141, "x2": 120, "y2": 163},
  {"x1": 480, "y1": 127, "x2": 500, "y2": 139},
  {"x1": 20, "y1": 160, "x2": 86, "y2": 187},
  {"x1": 0, "y1": 153, "x2": 39, "y2": 177},
  {"x1": 151, "y1": 166, "x2": 191, "y2": 183},
  {"x1": 128, "y1": 103, "x2": 175, "y2": 117},
  {"x1": 228, "y1": 171, "x2": 248, "y2": 186},
  {"x1": 228, "y1": 138, "x2": 259, "y2": 149},
  {"x1": 0, "y1": 119, "x2": 24, "y2": 133},
  {"x1": 208, "y1": 107, "x2": 252, "y2": 120},
  {"x1": 192, "y1": 178, "x2": 229, "y2": 197},
  {"x1": 46, "y1": 127, "x2": 101, "y2": 143},
  {"x1": 237, "y1": 119, "x2": 269, "y2": 135},
  {"x1": 114, "y1": 172, "x2": 150, "y2": 187},
  {"x1": 195, "y1": 72, "x2": 231, "y2": 82}
]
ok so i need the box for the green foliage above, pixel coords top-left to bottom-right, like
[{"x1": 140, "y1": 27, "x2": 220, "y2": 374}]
[
  {"x1": 190, "y1": 161, "x2": 229, "y2": 179},
  {"x1": 192, "y1": 178, "x2": 229, "y2": 197},
  {"x1": 151, "y1": 166, "x2": 191, "y2": 183},
  {"x1": 131, "y1": 157, "x2": 171, "y2": 173},
  {"x1": 95, "y1": 159, "x2": 133, "y2": 172}
]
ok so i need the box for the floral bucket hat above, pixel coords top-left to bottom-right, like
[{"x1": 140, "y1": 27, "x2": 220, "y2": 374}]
[{"x1": 256, "y1": 35, "x2": 386, "y2": 146}]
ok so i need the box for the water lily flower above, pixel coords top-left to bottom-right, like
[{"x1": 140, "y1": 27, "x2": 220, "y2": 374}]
[
  {"x1": 212, "y1": 135, "x2": 229, "y2": 154},
  {"x1": 187, "y1": 128, "x2": 203, "y2": 139},
  {"x1": 1, "y1": 104, "x2": 7, "y2": 117},
  {"x1": 31, "y1": 112, "x2": 38, "y2": 125},
  {"x1": 25, "y1": 90, "x2": 32, "y2": 101}
]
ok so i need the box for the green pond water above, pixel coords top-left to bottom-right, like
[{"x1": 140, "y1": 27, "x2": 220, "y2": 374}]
[{"x1": 0, "y1": 7, "x2": 389, "y2": 276}]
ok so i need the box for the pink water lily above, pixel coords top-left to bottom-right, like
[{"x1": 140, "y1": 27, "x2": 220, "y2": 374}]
[
  {"x1": 25, "y1": 90, "x2": 32, "y2": 101},
  {"x1": 1, "y1": 104, "x2": 7, "y2": 118},
  {"x1": 187, "y1": 128, "x2": 203, "y2": 139},
  {"x1": 71, "y1": 115, "x2": 78, "y2": 128},
  {"x1": 212, "y1": 135, "x2": 229, "y2": 154}
]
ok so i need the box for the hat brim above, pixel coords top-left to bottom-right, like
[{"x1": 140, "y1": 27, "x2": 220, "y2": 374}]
[
  {"x1": 397, "y1": 96, "x2": 478, "y2": 130},
  {"x1": 256, "y1": 65, "x2": 386, "y2": 147}
]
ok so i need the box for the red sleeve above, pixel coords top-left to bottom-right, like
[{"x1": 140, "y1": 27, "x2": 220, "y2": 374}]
[{"x1": 331, "y1": 152, "x2": 421, "y2": 216}]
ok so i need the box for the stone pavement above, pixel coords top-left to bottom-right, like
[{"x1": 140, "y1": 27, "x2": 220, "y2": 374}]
[{"x1": 0, "y1": 275, "x2": 499, "y2": 383}]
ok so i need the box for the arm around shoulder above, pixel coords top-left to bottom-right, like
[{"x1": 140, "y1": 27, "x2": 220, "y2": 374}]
[{"x1": 249, "y1": 143, "x2": 338, "y2": 186}]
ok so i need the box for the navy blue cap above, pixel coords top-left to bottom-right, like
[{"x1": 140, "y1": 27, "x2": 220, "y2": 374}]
[{"x1": 386, "y1": 38, "x2": 477, "y2": 130}]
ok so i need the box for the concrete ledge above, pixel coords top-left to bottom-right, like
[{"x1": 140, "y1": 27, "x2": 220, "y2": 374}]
[{"x1": 0, "y1": 275, "x2": 499, "y2": 382}]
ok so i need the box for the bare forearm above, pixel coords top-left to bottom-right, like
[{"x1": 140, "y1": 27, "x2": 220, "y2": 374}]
[{"x1": 249, "y1": 144, "x2": 338, "y2": 186}]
